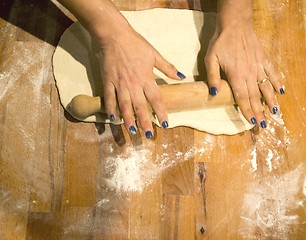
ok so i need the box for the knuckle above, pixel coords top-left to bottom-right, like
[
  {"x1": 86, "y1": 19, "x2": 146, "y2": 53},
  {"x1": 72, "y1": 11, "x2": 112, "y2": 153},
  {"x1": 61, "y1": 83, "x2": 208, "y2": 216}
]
[
  {"x1": 119, "y1": 101, "x2": 131, "y2": 115},
  {"x1": 248, "y1": 63, "x2": 257, "y2": 74},
  {"x1": 249, "y1": 91, "x2": 261, "y2": 101},
  {"x1": 264, "y1": 94, "x2": 276, "y2": 103},
  {"x1": 234, "y1": 92, "x2": 249, "y2": 101},
  {"x1": 204, "y1": 55, "x2": 213, "y2": 66},
  {"x1": 264, "y1": 59, "x2": 273, "y2": 67},
  {"x1": 148, "y1": 94, "x2": 162, "y2": 105},
  {"x1": 133, "y1": 105, "x2": 146, "y2": 117}
]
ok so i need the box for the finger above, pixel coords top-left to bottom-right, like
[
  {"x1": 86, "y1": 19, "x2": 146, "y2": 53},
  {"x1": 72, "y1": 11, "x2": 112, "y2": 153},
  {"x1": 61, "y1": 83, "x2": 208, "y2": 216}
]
[
  {"x1": 130, "y1": 87, "x2": 154, "y2": 139},
  {"x1": 103, "y1": 80, "x2": 117, "y2": 121},
  {"x1": 258, "y1": 67, "x2": 279, "y2": 116},
  {"x1": 116, "y1": 87, "x2": 137, "y2": 135},
  {"x1": 247, "y1": 76, "x2": 265, "y2": 126},
  {"x1": 154, "y1": 50, "x2": 186, "y2": 80},
  {"x1": 229, "y1": 76, "x2": 256, "y2": 124},
  {"x1": 144, "y1": 80, "x2": 169, "y2": 129},
  {"x1": 204, "y1": 53, "x2": 221, "y2": 96},
  {"x1": 264, "y1": 60, "x2": 285, "y2": 94}
]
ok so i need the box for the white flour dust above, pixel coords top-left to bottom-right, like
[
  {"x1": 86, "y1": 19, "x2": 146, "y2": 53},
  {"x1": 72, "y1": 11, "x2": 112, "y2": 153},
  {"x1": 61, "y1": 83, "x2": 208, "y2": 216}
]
[
  {"x1": 0, "y1": 16, "x2": 58, "y2": 232},
  {"x1": 103, "y1": 144, "x2": 203, "y2": 193},
  {"x1": 104, "y1": 147, "x2": 158, "y2": 192},
  {"x1": 104, "y1": 146, "x2": 169, "y2": 193},
  {"x1": 240, "y1": 109, "x2": 303, "y2": 239},
  {"x1": 247, "y1": 110, "x2": 291, "y2": 173},
  {"x1": 249, "y1": 147, "x2": 257, "y2": 172},
  {"x1": 265, "y1": 149, "x2": 273, "y2": 172},
  {"x1": 239, "y1": 164, "x2": 306, "y2": 239}
]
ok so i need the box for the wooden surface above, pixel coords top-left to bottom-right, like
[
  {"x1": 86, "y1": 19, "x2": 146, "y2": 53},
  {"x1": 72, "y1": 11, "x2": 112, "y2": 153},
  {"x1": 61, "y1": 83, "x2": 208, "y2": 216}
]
[{"x1": 0, "y1": 0, "x2": 305, "y2": 239}]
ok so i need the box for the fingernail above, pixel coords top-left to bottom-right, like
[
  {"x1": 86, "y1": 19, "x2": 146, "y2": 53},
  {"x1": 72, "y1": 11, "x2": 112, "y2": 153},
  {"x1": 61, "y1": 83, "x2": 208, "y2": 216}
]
[
  {"x1": 280, "y1": 88, "x2": 285, "y2": 95},
  {"x1": 177, "y1": 71, "x2": 186, "y2": 80},
  {"x1": 272, "y1": 106, "x2": 278, "y2": 115},
  {"x1": 129, "y1": 125, "x2": 137, "y2": 135},
  {"x1": 251, "y1": 117, "x2": 257, "y2": 125},
  {"x1": 145, "y1": 131, "x2": 153, "y2": 139},
  {"x1": 161, "y1": 121, "x2": 169, "y2": 128},
  {"x1": 109, "y1": 114, "x2": 115, "y2": 122},
  {"x1": 210, "y1": 87, "x2": 218, "y2": 96},
  {"x1": 260, "y1": 120, "x2": 267, "y2": 128}
]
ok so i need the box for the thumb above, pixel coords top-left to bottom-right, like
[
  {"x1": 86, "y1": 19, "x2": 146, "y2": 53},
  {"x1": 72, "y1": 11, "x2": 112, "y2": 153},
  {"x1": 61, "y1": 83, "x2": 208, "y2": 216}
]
[
  {"x1": 154, "y1": 50, "x2": 186, "y2": 80},
  {"x1": 205, "y1": 54, "x2": 221, "y2": 96}
]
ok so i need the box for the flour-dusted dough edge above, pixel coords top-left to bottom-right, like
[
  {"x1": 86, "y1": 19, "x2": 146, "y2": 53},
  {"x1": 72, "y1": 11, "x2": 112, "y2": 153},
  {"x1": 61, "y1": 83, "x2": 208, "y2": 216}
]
[{"x1": 53, "y1": 8, "x2": 254, "y2": 135}]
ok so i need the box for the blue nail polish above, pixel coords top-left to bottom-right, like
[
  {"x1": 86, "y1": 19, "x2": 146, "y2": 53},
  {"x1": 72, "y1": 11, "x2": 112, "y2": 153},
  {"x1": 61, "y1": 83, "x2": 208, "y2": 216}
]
[
  {"x1": 210, "y1": 87, "x2": 218, "y2": 96},
  {"x1": 145, "y1": 131, "x2": 153, "y2": 139},
  {"x1": 280, "y1": 88, "x2": 285, "y2": 95},
  {"x1": 162, "y1": 121, "x2": 169, "y2": 128},
  {"x1": 129, "y1": 125, "x2": 137, "y2": 135},
  {"x1": 272, "y1": 106, "x2": 278, "y2": 115},
  {"x1": 260, "y1": 120, "x2": 267, "y2": 128},
  {"x1": 109, "y1": 114, "x2": 115, "y2": 121},
  {"x1": 177, "y1": 71, "x2": 186, "y2": 80},
  {"x1": 251, "y1": 117, "x2": 257, "y2": 125}
]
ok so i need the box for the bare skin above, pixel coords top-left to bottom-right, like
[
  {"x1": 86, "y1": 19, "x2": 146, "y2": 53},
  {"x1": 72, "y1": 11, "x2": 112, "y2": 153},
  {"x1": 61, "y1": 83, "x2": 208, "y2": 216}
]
[
  {"x1": 58, "y1": 0, "x2": 284, "y2": 138},
  {"x1": 205, "y1": 0, "x2": 284, "y2": 128}
]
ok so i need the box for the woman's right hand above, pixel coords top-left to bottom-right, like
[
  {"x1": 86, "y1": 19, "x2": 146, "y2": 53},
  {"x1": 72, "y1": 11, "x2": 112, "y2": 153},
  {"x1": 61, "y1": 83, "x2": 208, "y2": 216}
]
[
  {"x1": 98, "y1": 27, "x2": 184, "y2": 138},
  {"x1": 58, "y1": 0, "x2": 185, "y2": 138}
]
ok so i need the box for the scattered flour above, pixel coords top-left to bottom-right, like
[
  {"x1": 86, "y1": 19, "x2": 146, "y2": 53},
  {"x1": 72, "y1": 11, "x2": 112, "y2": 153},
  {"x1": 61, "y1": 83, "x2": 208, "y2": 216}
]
[
  {"x1": 265, "y1": 149, "x2": 273, "y2": 172},
  {"x1": 103, "y1": 144, "x2": 204, "y2": 193},
  {"x1": 104, "y1": 147, "x2": 161, "y2": 193},
  {"x1": 249, "y1": 147, "x2": 257, "y2": 172},
  {"x1": 96, "y1": 198, "x2": 110, "y2": 207},
  {"x1": 239, "y1": 164, "x2": 306, "y2": 239},
  {"x1": 248, "y1": 110, "x2": 291, "y2": 173}
]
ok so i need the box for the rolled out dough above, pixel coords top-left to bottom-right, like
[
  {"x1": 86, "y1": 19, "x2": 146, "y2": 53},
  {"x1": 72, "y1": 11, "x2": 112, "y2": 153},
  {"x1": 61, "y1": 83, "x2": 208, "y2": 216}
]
[{"x1": 53, "y1": 8, "x2": 254, "y2": 135}]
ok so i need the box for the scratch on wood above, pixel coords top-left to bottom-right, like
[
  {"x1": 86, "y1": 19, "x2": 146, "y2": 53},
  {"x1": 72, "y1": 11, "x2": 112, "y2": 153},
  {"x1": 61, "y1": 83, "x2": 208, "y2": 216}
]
[{"x1": 198, "y1": 163, "x2": 207, "y2": 217}]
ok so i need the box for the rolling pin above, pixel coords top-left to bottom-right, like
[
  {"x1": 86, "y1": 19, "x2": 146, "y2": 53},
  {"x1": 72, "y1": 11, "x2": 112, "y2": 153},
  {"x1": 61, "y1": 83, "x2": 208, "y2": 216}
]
[{"x1": 69, "y1": 80, "x2": 235, "y2": 120}]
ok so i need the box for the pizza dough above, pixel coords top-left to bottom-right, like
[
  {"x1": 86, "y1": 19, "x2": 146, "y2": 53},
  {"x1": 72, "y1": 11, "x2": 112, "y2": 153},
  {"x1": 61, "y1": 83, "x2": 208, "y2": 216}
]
[{"x1": 53, "y1": 8, "x2": 254, "y2": 135}]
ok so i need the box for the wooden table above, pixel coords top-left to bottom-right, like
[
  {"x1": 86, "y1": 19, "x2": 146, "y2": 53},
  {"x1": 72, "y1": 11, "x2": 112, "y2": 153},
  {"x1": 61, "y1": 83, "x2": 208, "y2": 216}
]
[{"x1": 0, "y1": 0, "x2": 305, "y2": 239}]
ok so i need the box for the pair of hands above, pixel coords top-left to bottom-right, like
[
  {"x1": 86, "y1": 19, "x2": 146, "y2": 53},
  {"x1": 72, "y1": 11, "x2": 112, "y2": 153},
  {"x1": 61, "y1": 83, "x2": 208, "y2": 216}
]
[{"x1": 99, "y1": 16, "x2": 284, "y2": 138}]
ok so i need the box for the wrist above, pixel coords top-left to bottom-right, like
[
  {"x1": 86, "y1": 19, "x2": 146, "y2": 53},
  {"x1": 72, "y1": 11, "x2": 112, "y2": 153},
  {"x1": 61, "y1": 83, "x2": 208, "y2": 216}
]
[
  {"x1": 91, "y1": 15, "x2": 131, "y2": 45},
  {"x1": 216, "y1": 0, "x2": 254, "y2": 30},
  {"x1": 58, "y1": 0, "x2": 132, "y2": 45}
]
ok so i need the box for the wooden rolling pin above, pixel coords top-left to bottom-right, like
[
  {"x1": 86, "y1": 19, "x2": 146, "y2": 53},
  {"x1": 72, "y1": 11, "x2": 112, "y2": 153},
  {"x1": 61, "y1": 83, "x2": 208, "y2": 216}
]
[{"x1": 69, "y1": 80, "x2": 235, "y2": 119}]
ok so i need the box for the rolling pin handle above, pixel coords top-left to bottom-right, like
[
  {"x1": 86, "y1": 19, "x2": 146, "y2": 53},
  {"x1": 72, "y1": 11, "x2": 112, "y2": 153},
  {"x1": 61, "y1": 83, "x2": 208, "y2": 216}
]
[{"x1": 69, "y1": 94, "x2": 105, "y2": 119}]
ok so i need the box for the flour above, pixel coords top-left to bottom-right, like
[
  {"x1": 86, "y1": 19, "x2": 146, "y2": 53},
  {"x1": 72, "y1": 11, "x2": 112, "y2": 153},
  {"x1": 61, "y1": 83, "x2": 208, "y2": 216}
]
[
  {"x1": 183, "y1": 146, "x2": 198, "y2": 160},
  {"x1": 241, "y1": 108, "x2": 302, "y2": 239},
  {"x1": 248, "y1": 109, "x2": 291, "y2": 173},
  {"x1": 0, "y1": 13, "x2": 59, "y2": 234},
  {"x1": 104, "y1": 147, "x2": 160, "y2": 193},
  {"x1": 162, "y1": 144, "x2": 168, "y2": 149},
  {"x1": 0, "y1": 189, "x2": 29, "y2": 237},
  {"x1": 265, "y1": 149, "x2": 273, "y2": 172},
  {"x1": 249, "y1": 147, "x2": 257, "y2": 172},
  {"x1": 176, "y1": 151, "x2": 183, "y2": 158},
  {"x1": 96, "y1": 198, "x2": 110, "y2": 207},
  {"x1": 239, "y1": 164, "x2": 305, "y2": 239},
  {"x1": 0, "y1": 38, "x2": 50, "y2": 100},
  {"x1": 103, "y1": 143, "x2": 204, "y2": 193}
]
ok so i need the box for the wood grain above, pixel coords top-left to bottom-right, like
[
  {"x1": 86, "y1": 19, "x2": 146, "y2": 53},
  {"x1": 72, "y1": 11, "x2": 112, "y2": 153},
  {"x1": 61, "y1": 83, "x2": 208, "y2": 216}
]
[{"x1": 0, "y1": 0, "x2": 305, "y2": 239}]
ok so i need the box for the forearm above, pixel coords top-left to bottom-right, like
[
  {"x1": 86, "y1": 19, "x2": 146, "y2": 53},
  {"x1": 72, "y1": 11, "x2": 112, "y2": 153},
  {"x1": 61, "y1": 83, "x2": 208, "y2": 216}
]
[
  {"x1": 57, "y1": 0, "x2": 130, "y2": 41},
  {"x1": 217, "y1": 0, "x2": 253, "y2": 29}
]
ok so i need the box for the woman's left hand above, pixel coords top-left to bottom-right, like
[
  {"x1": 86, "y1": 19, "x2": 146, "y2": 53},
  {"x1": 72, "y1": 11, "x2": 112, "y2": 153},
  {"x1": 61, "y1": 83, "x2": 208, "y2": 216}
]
[{"x1": 204, "y1": 4, "x2": 284, "y2": 128}]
